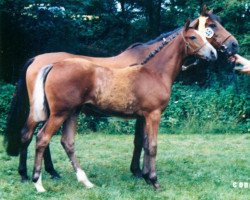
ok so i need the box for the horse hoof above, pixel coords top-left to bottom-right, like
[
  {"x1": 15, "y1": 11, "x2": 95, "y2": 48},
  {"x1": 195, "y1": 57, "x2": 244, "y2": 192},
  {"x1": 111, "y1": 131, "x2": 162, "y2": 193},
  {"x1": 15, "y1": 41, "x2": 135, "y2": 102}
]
[
  {"x1": 153, "y1": 182, "x2": 161, "y2": 190},
  {"x1": 36, "y1": 187, "x2": 46, "y2": 193},
  {"x1": 86, "y1": 182, "x2": 94, "y2": 189},
  {"x1": 51, "y1": 173, "x2": 61, "y2": 180},
  {"x1": 143, "y1": 174, "x2": 161, "y2": 189},
  {"x1": 47, "y1": 170, "x2": 61, "y2": 179},
  {"x1": 21, "y1": 175, "x2": 29, "y2": 182},
  {"x1": 33, "y1": 175, "x2": 46, "y2": 193},
  {"x1": 131, "y1": 169, "x2": 143, "y2": 178},
  {"x1": 142, "y1": 173, "x2": 151, "y2": 184}
]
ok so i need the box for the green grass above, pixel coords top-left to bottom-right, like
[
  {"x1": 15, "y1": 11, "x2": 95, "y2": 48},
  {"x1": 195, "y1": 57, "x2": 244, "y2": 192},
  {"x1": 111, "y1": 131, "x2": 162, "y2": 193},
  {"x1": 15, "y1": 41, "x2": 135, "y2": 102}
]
[{"x1": 0, "y1": 134, "x2": 250, "y2": 200}]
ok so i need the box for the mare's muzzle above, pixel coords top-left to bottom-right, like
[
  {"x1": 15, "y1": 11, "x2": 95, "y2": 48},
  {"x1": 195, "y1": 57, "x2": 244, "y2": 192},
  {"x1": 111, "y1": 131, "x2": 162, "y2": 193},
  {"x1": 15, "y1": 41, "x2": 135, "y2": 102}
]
[{"x1": 221, "y1": 39, "x2": 239, "y2": 56}]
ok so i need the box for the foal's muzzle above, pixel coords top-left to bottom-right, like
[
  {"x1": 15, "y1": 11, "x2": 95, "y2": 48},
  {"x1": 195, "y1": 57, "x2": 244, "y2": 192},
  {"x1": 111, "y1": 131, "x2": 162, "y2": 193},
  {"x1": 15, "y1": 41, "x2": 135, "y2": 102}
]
[{"x1": 210, "y1": 50, "x2": 217, "y2": 61}]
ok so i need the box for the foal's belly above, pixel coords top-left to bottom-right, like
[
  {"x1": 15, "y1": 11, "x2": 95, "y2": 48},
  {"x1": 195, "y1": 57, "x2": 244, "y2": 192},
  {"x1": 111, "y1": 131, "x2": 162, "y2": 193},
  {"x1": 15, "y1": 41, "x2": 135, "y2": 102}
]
[
  {"x1": 83, "y1": 104, "x2": 139, "y2": 119},
  {"x1": 92, "y1": 67, "x2": 139, "y2": 114}
]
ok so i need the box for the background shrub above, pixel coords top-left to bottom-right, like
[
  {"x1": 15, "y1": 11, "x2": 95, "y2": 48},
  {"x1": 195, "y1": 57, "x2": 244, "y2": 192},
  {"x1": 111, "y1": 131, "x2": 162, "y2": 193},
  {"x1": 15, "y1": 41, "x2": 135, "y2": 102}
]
[
  {"x1": 0, "y1": 79, "x2": 249, "y2": 135},
  {"x1": 0, "y1": 82, "x2": 15, "y2": 134}
]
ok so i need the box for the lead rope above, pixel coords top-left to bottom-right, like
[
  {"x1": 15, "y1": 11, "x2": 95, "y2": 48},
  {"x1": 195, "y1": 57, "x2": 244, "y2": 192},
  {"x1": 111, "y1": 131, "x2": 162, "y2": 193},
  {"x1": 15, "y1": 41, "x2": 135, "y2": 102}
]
[
  {"x1": 182, "y1": 59, "x2": 199, "y2": 71},
  {"x1": 231, "y1": 60, "x2": 239, "y2": 94}
]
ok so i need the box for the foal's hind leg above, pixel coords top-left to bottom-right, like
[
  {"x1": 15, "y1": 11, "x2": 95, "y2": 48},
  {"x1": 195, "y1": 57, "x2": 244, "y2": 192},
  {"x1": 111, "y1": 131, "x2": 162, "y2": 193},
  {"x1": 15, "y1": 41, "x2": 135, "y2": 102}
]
[
  {"x1": 19, "y1": 114, "x2": 37, "y2": 182},
  {"x1": 130, "y1": 118, "x2": 145, "y2": 178},
  {"x1": 32, "y1": 114, "x2": 67, "y2": 192},
  {"x1": 61, "y1": 114, "x2": 94, "y2": 188}
]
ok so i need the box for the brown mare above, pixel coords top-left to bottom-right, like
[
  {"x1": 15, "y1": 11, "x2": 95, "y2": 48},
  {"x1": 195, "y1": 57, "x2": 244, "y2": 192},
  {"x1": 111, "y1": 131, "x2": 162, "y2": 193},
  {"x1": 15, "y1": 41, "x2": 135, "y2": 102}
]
[
  {"x1": 29, "y1": 20, "x2": 218, "y2": 192},
  {"x1": 4, "y1": 6, "x2": 239, "y2": 183}
]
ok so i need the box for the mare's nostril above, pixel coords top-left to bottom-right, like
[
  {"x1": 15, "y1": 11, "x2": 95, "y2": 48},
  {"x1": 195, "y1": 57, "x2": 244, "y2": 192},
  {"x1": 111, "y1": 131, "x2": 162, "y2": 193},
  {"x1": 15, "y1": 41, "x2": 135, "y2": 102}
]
[
  {"x1": 232, "y1": 42, "x2": 238, "y2": 49},
  {"x1": 220, "y1": 45, "x2": 227, "y2": 52}
]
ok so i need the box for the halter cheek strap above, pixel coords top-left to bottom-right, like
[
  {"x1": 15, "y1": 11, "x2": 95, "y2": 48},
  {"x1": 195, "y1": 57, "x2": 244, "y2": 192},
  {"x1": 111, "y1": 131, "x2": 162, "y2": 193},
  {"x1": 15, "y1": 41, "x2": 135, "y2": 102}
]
[
  {"x1": 205, "y1": 27, "x2": 232, "y2": 51},
  {"x1": 218, "y1": 34, "x2": 233, "y2": 52}
]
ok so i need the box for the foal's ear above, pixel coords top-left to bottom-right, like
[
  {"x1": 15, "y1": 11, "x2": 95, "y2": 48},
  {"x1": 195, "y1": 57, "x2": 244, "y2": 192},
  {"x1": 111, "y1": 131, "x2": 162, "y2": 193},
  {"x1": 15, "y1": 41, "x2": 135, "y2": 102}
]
[
  {"x1": 184, "y1": 19, "x2": 191, "y2": 31},
  {"x1": 200, "y1": 5, "x2": 207, "y2": 16}
]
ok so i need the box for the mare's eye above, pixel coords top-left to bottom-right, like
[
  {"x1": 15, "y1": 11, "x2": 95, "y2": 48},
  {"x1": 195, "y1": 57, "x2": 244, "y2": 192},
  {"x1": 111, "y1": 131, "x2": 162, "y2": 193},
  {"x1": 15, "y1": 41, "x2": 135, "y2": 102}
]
[
  {"x1": 189, "y1": 36, "x2": 196, "y2": 40},
  {"x1": 209, "y1": 24, "x2": 216, "y2": 28}
]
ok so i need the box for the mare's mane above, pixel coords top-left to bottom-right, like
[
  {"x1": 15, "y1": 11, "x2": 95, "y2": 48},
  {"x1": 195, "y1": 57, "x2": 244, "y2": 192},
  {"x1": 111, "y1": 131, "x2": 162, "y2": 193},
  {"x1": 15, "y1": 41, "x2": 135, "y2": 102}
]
[{"x1": 206, "y1": 13, "x2": 222, "y2": 24}]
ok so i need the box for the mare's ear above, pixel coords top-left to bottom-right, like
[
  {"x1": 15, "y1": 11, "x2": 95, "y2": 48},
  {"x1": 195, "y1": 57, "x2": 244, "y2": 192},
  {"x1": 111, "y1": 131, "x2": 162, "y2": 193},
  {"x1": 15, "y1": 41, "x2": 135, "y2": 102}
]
[
  {"x1": 200, "y1": 5, "x2": 207, "y2": 16},
  {"x1": 190, "y1": 18, "x2": 199, "y2": 29},
  {"x1": 184, "y1": 19, "x2": 191, "y2": 31}
]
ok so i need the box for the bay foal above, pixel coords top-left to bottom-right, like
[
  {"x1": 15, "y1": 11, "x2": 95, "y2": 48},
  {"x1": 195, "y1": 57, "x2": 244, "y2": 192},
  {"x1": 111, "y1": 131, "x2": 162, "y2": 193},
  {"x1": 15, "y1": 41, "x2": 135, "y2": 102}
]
[{"x1": 30, "y1": 21, "x2": 217, "y2": 192}]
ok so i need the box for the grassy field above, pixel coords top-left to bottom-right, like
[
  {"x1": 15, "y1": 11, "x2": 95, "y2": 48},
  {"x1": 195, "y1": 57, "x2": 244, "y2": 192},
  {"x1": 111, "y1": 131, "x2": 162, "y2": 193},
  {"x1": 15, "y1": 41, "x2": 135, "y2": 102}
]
[{"x1": 0, "y1": 133, "x2": 250, "y2": 200}]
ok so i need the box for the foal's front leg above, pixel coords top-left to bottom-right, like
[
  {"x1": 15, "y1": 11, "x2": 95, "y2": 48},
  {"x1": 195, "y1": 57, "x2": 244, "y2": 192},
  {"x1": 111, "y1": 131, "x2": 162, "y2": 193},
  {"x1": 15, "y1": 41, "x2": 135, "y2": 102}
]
[{"x1": 142, "y1": 110, "x2": 161, "y2": 189}]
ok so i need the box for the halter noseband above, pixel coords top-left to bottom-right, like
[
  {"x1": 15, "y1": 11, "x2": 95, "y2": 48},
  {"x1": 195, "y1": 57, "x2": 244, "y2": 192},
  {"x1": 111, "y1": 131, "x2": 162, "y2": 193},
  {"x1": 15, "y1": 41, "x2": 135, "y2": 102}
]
[
  {"x1": 217, "y1": 34, "x2": 233, "y2": 52},
  {"x1": 181, "y1": 31, "x2": 207, "y2": 55}
]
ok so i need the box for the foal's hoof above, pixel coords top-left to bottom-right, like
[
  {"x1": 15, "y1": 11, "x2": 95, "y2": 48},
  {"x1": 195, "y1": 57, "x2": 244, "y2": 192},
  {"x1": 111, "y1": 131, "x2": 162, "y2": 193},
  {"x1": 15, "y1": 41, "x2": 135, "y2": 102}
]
[
  {"x1": 33, "y1": 175, "x2": 46, "y2": 193},
  {"x1": 142, "y1": 173, "x2": 161, "y2": 190},
  {"x1": 152, "y1": 182, "x2": 161, "y2": 190},
  {"x1": 142, "y1": 173, "x2": 151, "y2": 184}
]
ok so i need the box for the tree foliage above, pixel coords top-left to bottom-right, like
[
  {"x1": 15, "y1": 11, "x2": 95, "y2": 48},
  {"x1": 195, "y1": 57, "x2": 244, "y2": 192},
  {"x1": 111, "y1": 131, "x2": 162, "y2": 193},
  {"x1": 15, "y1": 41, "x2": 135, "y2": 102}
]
[{"x1": 0, "y1": 0, "x2": 249, "y2": 82}]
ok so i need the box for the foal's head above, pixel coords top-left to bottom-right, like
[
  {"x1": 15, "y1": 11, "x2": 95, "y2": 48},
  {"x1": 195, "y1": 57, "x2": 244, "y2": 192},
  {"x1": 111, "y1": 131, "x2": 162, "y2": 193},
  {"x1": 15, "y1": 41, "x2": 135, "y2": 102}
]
[
  {"x1": 198, "y1": 5, "x2": 239, "y2": 55},
  {"x1": 182, "y1": 20, "x2": 217, "y2": 61}
]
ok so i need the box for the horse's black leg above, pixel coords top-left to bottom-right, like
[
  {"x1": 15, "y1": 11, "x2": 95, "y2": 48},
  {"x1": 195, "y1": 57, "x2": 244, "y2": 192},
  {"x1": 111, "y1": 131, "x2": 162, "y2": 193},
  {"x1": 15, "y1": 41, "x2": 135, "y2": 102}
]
[
  {"x1": 18, "y1": 115, "x2": 37, "y2": 182},
  {"x1": 130, "y1": 118, "x2": 145, "y2": 178},
  {"x1": 44, "y1": 144, "x2": 61, "y2": 179},
  {"x1": 19, "y1": 137, "x2": 32, "y2": 182}
]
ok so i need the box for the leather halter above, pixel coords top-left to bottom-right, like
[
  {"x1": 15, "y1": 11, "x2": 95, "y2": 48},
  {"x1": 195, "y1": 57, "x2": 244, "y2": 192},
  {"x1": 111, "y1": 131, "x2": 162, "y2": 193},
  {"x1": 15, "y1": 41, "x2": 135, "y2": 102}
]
[
  {"x1": 181, "y1": 31, "x2": 207, "y2": 55},
  {"x1": 219, "y1": 34, "x2": 233, "y2": 52}
]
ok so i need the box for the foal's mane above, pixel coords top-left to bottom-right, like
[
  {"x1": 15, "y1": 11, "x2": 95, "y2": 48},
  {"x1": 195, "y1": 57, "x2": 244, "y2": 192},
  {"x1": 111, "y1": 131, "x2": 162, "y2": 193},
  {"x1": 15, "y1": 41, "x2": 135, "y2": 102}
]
[
  {"x1": 127, "y1": 27, "x2": 182, "y2": 66},
  {"x1": 145, "y1": 27, "x2": 182, "y2": 45},
  {"x1": 140, "y1": 28, "x2": 182, "y2": 65},
  {"x1": 126, "y1": 27, "x2": 182, "y2": 51}
]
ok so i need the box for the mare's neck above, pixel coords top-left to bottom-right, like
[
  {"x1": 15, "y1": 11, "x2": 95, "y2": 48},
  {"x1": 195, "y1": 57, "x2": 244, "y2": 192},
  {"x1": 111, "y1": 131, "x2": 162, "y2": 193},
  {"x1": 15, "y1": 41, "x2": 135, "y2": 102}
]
[{"x1": 144, "y1": 34, "x2": 187, "y2": 86}]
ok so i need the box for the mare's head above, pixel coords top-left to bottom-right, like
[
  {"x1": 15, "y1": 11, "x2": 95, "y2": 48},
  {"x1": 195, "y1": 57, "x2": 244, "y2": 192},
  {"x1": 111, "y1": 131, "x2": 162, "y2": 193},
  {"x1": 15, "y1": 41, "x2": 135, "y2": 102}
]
[
  {"x1": 195, "y1": 5, "x2": 239, "y2": 56},
  {"x1": 182, "y1": 20, "x2": 217, "y2": 61}
]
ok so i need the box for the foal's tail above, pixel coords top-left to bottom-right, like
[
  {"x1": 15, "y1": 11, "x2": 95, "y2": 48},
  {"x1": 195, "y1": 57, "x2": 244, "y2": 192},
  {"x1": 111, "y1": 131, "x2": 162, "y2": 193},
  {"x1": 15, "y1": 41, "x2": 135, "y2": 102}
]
[
  {"x1": 4, "y1": 58, "x2": 34, "y2": 156},
  {"x1": 32, "y1": 64, "x2": 52, "y2": 122}
]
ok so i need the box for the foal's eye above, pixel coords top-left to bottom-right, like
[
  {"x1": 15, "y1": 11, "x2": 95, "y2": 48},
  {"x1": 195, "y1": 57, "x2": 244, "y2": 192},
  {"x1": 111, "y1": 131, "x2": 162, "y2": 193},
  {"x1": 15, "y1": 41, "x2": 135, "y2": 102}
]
[
  {"x1": 209, "y1": 24, "x2": 216, "y2": 28},
  {"x1": 189, "y1": 36, "x2": 196, "y2": 40}
]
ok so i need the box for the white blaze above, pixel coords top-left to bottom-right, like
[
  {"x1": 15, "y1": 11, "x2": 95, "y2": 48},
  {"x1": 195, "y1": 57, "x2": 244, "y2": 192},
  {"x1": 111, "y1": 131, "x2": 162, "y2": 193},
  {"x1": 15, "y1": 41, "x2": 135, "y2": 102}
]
[{"x1": 198, "y1": 16, "x2": 208, "y2": 39}]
